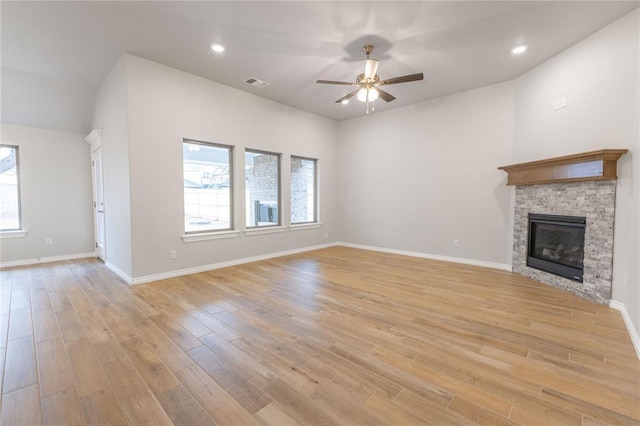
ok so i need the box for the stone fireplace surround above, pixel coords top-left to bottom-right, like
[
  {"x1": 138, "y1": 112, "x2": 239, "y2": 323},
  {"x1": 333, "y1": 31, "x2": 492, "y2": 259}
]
[
  {"x1": 499, "y1": 150, "x2": 628, "y2": 305},
  {"x1": 512, "y1": 181, "x2": 615, "y2": 304}
]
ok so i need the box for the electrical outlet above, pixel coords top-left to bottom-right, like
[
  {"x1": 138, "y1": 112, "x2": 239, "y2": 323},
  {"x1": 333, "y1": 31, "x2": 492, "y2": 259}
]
[
  {"x1": 553, "y1": 99, "x2": 561, "y2": 111},
  {"x1": 324, "y1": 232, "x2": 329, "y2": 239},
  {"x1": 45, "y1": 238, "x2": 53, "y2": 246},
  {"x1": 453, "y1": 239, "x2": 460, "y2": 247},
  {"x1": 170, "y1": 250, "x2": 177, "y2": 260}
]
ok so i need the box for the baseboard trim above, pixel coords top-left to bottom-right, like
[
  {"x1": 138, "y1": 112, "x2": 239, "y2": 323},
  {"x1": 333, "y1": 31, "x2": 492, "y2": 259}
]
[
  {"x1": 0, "y1": 252, "x2": 96, "y2": 269},
  {"x1": 128, "y1": 242, "x2": 338, "y2": 285},
  {"x1": 609, "y1": 300, "x2": 640, "y2": 359},
  {"x1": 337, "y1": 242, "x2": 512, "y2": 272},
  {"x1": 105, "y1": 261, "x2": 133, "y2": 284}
]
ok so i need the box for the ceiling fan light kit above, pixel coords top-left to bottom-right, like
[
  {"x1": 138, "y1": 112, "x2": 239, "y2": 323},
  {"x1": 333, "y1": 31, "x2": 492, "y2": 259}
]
[
  {"x1": 316, "y1": 44, "x2": 424, "y2": 114},
  {"x1": 357, "y1": 87, "x2": 379, "y2": 102}
]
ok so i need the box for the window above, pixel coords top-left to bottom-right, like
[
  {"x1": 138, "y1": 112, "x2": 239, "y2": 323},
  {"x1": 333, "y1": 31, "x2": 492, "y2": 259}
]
[
  {"x1": 183, "y1": 140, "x2": 233, "y2": 233},
  {"x1": 0, "y1": 145, "x2": 22, "y2": 231},
  {"x1": 290, "y1": 156, "x2": 317, "y2": 224},
  {"x1": 245, "y1": 150, "x2": 280, "y2": 228}
]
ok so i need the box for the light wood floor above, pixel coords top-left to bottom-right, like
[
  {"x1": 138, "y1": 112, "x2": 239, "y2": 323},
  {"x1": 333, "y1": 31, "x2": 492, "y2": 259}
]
[{"x1": 0, "y1": 246, "x2": 638, "y2": 425}]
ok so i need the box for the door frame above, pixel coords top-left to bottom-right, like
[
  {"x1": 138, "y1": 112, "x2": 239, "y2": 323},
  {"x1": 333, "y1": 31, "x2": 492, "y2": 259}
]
[{"x1": 85, "y1": 129, "x2": 106, "y2": 261}]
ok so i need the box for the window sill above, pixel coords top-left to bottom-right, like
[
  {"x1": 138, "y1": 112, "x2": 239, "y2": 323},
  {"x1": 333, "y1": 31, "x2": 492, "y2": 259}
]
[
  {"x1": 244, "y1": 226, "x2": 287, "y2": 236},
  {"x1": 0, "y1": 230, "x2": 27, "y2": 239},
  {"x1": 289, "y1": 222, "x2": 322, "y2": 231},
  {"x1": 182, "y1": 230, "x2": 239, "y2": 242}
]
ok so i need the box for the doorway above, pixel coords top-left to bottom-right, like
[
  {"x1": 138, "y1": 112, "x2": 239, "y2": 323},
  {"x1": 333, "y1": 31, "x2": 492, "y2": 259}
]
[
  {"x1": 92, "y1": 148, "x2": 106, "y2": 261},
  {"x1": 86, "y1": 129, "x2": 106, "y2": 262}
]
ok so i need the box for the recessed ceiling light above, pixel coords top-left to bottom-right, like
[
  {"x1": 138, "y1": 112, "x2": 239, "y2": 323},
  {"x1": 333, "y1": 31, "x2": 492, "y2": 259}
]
[
  {"x1": 511, "y1": 45, "x2": 528, "y2": 55},
  {"x1": 341, "y1": 99, "x2": 349, "y2": 105},
  {"x1": 210, "y1": 43, "x2": 225, "y2": 53}
]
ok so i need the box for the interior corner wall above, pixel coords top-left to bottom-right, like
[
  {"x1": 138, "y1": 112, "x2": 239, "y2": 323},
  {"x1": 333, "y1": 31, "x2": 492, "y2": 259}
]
[
  {"x1": 337, "y1": 81, "x2": 514, "y2": 266},
  {"x1": 1, "y1": 67, "x2": 95, "y2": 135},
  {"x1": 514, "y1": 9, "x2": 640, "y2": 331},
  {"x1": 0, "y1": 123, "x2": 94, "y2": 262},
  {"x1": 91, "y1": 56, "x2": 133, "y2": 277},
  {"x1": 123, "y1": 55, "x2": 339, "y2": 278}
]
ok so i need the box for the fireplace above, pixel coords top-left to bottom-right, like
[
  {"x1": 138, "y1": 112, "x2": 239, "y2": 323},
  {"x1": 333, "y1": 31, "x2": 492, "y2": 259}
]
[
  {"x1": 499, "y1": 150, "x2": 627, "y2": 305},
  {"x1": 527, "y1": 214, "x2": 586, "y2": 282}
]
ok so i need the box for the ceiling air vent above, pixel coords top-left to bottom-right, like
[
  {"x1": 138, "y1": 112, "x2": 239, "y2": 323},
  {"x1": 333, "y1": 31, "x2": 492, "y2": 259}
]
[{"x1": 244, "y1": 77, "x2": 270, "y2": 88}]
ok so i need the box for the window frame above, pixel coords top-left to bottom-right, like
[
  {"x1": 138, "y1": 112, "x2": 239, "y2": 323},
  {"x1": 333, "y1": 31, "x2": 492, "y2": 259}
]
[
  {"x1": 182, "y1": 139, "x2": 234, "y2": 235},
  {"x1": 290, "y1": 155, "x2": 318, "y2": 225},
  {"x1": 0, "y1": 144, "x2": 23, "y2": 233},
  {"x1": 244, "y1": 148, "x2": 282, "y2": 229}
]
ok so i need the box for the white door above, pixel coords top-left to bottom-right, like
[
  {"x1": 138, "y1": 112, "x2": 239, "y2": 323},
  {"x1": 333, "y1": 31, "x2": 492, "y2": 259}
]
[{"x1": 92, "y1": 149, "x2": 106, "y2": 260}]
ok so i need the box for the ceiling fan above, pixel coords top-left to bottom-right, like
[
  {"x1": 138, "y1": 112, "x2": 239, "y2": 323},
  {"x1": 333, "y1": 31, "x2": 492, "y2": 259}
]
[{"x1": 316, "y1": 45, "x2": 424, "y2": 113}]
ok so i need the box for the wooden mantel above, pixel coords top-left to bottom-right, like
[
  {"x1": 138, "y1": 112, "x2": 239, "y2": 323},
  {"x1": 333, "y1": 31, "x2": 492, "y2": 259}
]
[{"x1": 498, "y1": 149, "x2": 628, "y2": 186}]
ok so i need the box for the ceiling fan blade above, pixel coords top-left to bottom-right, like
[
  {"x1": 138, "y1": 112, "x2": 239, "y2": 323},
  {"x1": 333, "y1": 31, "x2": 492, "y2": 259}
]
[
  {"x1": 334, "y1": 89, "x2": 360, "y2": 104},
  {"x1": 364, "y1": 59, "x2": 379, "y2": 80},
  {"x1": 375, "y1": 88, "x2": 396, "y2": 102},
  {"x1": 316, "y1": 80, "x2": 358, "y2": 86},
  {"x1": 376, "y1": 73, "x2": 424, "y2": 86}
]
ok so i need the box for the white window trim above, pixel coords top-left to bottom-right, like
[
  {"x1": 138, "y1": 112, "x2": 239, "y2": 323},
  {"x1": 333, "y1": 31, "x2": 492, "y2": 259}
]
[
  {"x1": 0, "y1": 230, "x2": 28, "y2": 239},
  {"x1": 289, "y1": 223, "x2": 322, "y2": 231},
  {"x1": 182, "y1": 230, "x2": 239, "y2": 242},
  {"x1": 290, "y1": 155, "x2": 318, "y2": 226},
  {"x1": 245, "y1": 149, "x2": 282, "y2": 228},
  {"x1": 244, "y1": 225, "x2": 287, "y2": 236},
  {"x1": 183, "y1": 139, "x2": 234, "y2": 237},
  {"x1": 1, "y1": 144, "x2": 23, "y2": 233}
]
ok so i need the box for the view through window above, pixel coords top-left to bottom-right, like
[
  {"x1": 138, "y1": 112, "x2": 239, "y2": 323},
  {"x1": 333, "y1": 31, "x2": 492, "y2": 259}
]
[
  {"x1": 0, "y1": 145, "x2": 21, "y2": 231},
  {"x1": 183, "y1": 141, "x2": 232, "y2": 233},
  {"x1": 290, "y1": 156, "x2": 317, "y2": 224},
  {"x1": 245, "y1": 150, "x2": 280, "y2": 227}
]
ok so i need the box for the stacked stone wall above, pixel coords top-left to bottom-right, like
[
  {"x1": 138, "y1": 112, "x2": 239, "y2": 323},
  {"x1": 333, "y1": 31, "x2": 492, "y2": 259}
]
[
  {"x1": 247, "y1": 154, "x2": 278, "y2": 225},
  {"x1": 512, "y1": 180, "x2": 616, "y2": 304},
  {"x1": 291, "y1": 158, "x2": 314, "y2": 223}
]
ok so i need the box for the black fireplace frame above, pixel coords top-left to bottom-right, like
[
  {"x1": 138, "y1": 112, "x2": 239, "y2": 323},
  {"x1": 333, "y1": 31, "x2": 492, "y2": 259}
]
[{"x1": 527, "y1": 213, "x2": 586, "y2": 283}]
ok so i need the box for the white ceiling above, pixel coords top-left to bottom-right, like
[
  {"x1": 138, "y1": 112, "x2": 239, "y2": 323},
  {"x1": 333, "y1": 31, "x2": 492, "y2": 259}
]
[{"x1": 2, "y1": 1, "x2": 638, "y2": 130}]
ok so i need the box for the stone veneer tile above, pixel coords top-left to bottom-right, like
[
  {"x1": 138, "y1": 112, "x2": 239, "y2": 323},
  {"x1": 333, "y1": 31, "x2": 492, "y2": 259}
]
[{"x1": 512, "y1": 180, "x2": 616, "y2": 304}]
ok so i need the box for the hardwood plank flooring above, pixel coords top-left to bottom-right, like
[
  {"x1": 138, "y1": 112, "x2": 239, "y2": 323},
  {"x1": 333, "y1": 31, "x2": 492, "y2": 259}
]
[{"x1": 0, "y1": 246, "x2": 638, "y2": 425}]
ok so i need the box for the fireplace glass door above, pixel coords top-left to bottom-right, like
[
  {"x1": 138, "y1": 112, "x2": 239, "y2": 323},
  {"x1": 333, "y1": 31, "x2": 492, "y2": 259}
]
[{"x1": 527, "y1": 214, "x2": 586, "y2": 282}]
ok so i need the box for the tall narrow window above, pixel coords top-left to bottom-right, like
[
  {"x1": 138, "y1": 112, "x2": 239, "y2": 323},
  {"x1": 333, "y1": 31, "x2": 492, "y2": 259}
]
[
  {"x1": 245, "y1": 150, "x2": 280, "y2": 228},
  {"x1": 290, "y1": 156, "x2": 317, "y2": 224},
  {"x1": 183, "y1": 140, "x2": 233, "y2": 233},
  {"x1": 0, "y1": 145, "x2": 22, "y2": 231}
]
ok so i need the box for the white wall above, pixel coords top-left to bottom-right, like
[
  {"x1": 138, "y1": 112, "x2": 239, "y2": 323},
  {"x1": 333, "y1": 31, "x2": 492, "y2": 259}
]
[
  {"x1": 338, "y1": 81, "x2": 514, "y2": 266},
  {"x1": 514, "y1": 10, "x2": 639, "y2": 330},
  {"x1": 0, "y1": 123, "x2": 94, "y2": 263},
  {"x1": 91, "y1": 57, "x2": 133, "y2": 277},
  {"x1": 123, "y1": 55, "x2": 339, "y2": 278},
  {"x1": 1, "y1": 67, "x2": 95, "y2": 135}
]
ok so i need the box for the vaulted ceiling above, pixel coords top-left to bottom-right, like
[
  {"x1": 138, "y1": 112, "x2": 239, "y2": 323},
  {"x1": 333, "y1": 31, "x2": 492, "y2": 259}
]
[{"x1": 2, "y1": 1, "x2": 638, "y2": 133}]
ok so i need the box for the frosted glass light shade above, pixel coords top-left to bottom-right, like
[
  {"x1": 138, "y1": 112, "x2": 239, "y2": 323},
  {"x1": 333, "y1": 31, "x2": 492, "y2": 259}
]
[{"x1": 357, "y1": 87, "x2": 379, "y2": 102}]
